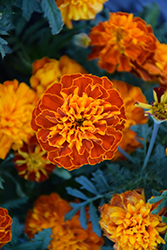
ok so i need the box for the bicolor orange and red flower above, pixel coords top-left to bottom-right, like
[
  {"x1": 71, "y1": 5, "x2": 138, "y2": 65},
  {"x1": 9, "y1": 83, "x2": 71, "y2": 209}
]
[
  {"x1": 132, "y1": 41, "x2": 167, "y2": 87},
  {"x1": 99, "y1": 189, "x2": 167, "y2": 250},
  {"x1": 31, "y1": 74, "x2": 126, "y2": 170},
  {"x1": 25, "y1": 193, "x2": 104, "y2": 250},
  {"x1": 112, "y1": 80, "x2": 148, "y2": 160},
  {"x1": 56, "y1": 0, "x2": 108, "y2": 28},
  {"x1": 30, "y1": 55, "x2": 87, "y2": 98},
  {"x1": 88, "y1": 12, "x2": 157, "y2": 74},
  {"x1": 0, "y1": 207, "x2": 12, "y2": 248},
  {"x1": 0, "y1": 79, "x2": 37, "y2": 160},
  {"x1": 13, "y1": 136, "x2": 55, "y2": 182}
]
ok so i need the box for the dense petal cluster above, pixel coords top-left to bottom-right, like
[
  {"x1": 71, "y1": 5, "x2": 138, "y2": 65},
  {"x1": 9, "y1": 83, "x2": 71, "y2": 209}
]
[
  {"x1": 132, "y1": 41, "x2": 167, "y2": 87},
  {"x1": 0, "y1": 208, "x2": 12, "y2": 248},
  {"x1": 31, "y1": 74, "x2": 126, "y2": 170},
  {"x1": 99, "y1": 189, "x2": 167, "y2": 250},
  {"x1": 112, "y1": 80, "x2": 148, "y2": 160},
  {"x1": 88, "y1": 12, "x2": 157, "y2": 74},
  {"x1": 0, "y1": 79, "x2": 37, "y2": 159},
  {"x1": 135, "y1": 87, "x2": 167, "y2": 122},
  {"x1": 13, "y1": 136, "x2": 55, "y2": 182},
  {"x1": 25, "y1": 193, "x2": 104, "y2": 250},
  {"x1": 56, "y1": 0, "x2": 108, "y2": 28},
  {"x1": 30, "y1": 55, "x2": 87, "y2": 98}
]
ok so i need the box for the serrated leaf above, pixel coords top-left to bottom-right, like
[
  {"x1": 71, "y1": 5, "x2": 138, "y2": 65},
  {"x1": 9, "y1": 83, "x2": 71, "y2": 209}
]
[
  {"x1": 0, "y1": 197, "x2": 29, "y2": 210},
  {"x1": 53, "y1": 168, "x2": 71, "y2": 180},
  {"x1": 22, "y1": 0, "x2": 35, "y2": 21},
  {"x1": 66, "y1": 187, "x2": 88, "y2": 200},
  {"x1": 75, "y1": 176, "x2": 98, "y2": 195},
  {"x1": 10, "y1": 218, "x2": 24, "y2": 246},
  {"x1": 65, "y1": 201, "x2": 88, "y2": 221},
  {"x1": 151, "y1": 199, "x2": 167, "y2": 214},
  {"x1": 148, "y1": 196, "x2": 163, "y2": 204},
  {"x1": 33, "y1": 228, "x2": 52, "y2": 250},
  {"x1": 152, "y1": 189, "x2": 161, "y2": 197},
  {"x1": 89, "y1": 202, "x2": 101, "y2": 237},
  {"x1": 79, "y1": 206, "x2": 87, "y2": 230},
  {"x1": 41, "y1": 0, "x2": 63, "y2": 35},
  {"x1": 91, "y1": 169, "x2": 110, "y2": 193}
]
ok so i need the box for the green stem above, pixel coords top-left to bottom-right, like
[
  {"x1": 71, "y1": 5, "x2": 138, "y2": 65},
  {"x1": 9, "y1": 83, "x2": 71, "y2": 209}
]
[{"x1": 142, "y1": 121, "x2": 160, "y2": 171}]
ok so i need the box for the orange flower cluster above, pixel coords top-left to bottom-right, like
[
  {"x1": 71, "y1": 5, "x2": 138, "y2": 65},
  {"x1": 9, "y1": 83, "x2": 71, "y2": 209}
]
[
  {"x1": 88, "y1": 12, "x2": 156, "y2": 74},
  {"x1": 25, "y1": 193, "x2": 104, "y2": 250},
  {"x1": 0, "y1": 79, "x2": 37, "y2": 159},
  {"x1": 30, "y1": 55, "x2": 87, "y2": 98},
  {"x1": 55, "y1": 0, "x2": 108, "y2": 28},
  {"x1": 0, "y1": 208, "x2": 12, "y2": 248},
  {"x1": 31, "y1": 74, "x2": 126, "y2": 170},
  {"x1": 112, "y1": 80, "x2": 148, "y2": 160},
  {"x1": 13, "y1": 136, "x2": 55, "y2": 182},
  {"x1": 99, "y1": 189, "x2": 167, "y2": 250}
]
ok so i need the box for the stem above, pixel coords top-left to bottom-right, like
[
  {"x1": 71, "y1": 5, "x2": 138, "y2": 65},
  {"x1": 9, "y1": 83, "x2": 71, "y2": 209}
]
[
  {"x1": 118, "y1": 146, "x2": 136, "y2": 164},
  {"x1": 142, "y1": 121, "x2": 160, "y2": 171}
]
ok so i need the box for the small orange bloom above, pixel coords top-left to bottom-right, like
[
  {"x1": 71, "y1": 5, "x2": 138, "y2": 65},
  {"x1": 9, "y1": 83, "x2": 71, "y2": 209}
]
[
  {"x1": 0, "y1": 79, "x2": 37, "y2": 159},
  {"x1": 0, "y1": 207, "x2": 12, "y2": 248},
  {"x1": 13, "y1": 136, "x2": 55, "y2": 182},
  {"x1": 25, "y1": 193, "x2": 104, "y2": 250},
  {"x1": 132, "y1": 41, "x2": 167, "y2": 87},
  {"x1": 88, "y1": 12, "x2": 157, "y2": 74},
  {"x1": 56, "y1": 0, "x2": 108, "y2": 28},
  {"x1": 99, "y1": 189, "x2": 167, "y2": 250},
  {"x1": 30, "y1": 55, "x2": 87, "y2": 98},
  {"x1": 31, "y1": 74, "x2": 126, "y2": 170},
  {"x1": 112, "y1": 80, "x2": 148, "y2": 160}
]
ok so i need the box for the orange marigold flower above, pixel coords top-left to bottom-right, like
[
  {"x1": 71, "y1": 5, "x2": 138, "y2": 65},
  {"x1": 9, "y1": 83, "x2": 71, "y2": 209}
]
[
  {"x1": 56, "y1": 0, "x2": 108, "y2": 28},
  {"x1": 112, "y1": 80, "x2": 148, "y2": 160},
  {"x1": 88, "y1": 12, "x2": 157, "y2": 74},
  {"x1": 13, "y1": 135, "x2": 55, "y2": 182},
  {"x1": 0, "y1": 79, "x2": 37, "y2": 160},
  {"x1": 132, "y1": 41, "x2": 167, "y2": 87},
  {"x1": 99, "y1": 189, "x2": 167, "y2": 250},
  {"x1": 30, "y1": 55, "x2": 87, "y2": 98},
  {"x1": 31, "y1": 74, "x2": 126, "y2": 170},
  {"x1": 25, "y1": 193, "x2": 104, "y2": 250},
  {"x1": 0, "y1": 207, "x2": 12, "y2": 248}
]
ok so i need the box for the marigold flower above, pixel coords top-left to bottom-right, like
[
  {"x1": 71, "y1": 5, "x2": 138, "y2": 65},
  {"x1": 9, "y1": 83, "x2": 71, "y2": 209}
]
[
  {"x1": 131, "y1": 41, "x2": 167, "y2": 87},
  {"x1": 31, "y1": 74, "x2": 126, "y2": 170},
  {"x1": 135, "y1": 86, "x2": 167, "y2": 122},
  {"x1": 112, "y1": 80, "x2": 148, "y2": 160},
  {"x1": 25, "y1": 193, "x2": 104, "y2": 250},
  {"x1": 56, "y1": 0, "x2": 108, "y2": 28},
  {"x1": 13, "y1": 136, "x2": 55, "y2": 182},
  {"x1": 0, "y1": 79, "x2": 37, "y2": 159},
  {"x1": 30, "y1": 55, "x2": 87, "y2": 98},
  {"x1": 88, "y1": 12, "x2": 157, "y2": 74},
  {"x1": 99, "y1": 189, "x2": 167, "y2": 250},
  {"x1": 0, "y1": 207, "x2": 12, "y2": 248}
]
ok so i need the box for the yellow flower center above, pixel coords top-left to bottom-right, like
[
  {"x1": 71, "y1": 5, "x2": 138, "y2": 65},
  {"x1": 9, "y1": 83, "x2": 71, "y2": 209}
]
[{"x1": 152, "y1": 102, "x2": 167, "y2": 120}]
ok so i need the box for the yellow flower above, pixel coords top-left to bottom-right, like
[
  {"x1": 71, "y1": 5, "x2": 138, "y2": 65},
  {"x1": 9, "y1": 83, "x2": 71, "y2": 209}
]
[
  {"x1": 99, "y1": 189, "x2": 167, "y2": 250},
  {"x1": 13, "y1": 136, "x2": 55, "y2": 182},
  {"x1": 25, "y1": 193, "x2": 104, "y2": 250},
  {"x1": 135, "y1": 87, "x2": 167, "y2": 122},
  {"x1": 30, "y1": 55, "x2": 87, "y2": 98},
  {"x1": 0, "y1": 79, "x2": 37, "y2": 159},
  {"x1": 56, "y1": 0, "x2": 108, "y2": 28}
]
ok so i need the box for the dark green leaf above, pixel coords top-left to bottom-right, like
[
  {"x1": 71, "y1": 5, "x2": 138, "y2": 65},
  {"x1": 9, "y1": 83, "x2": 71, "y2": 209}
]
[
  {"x1": 91, "y1": 169, "x2": 110, "y2": 193},
  {"x1": 162, "y1": 216, "x2": 167, "y2": 224},
  {"x1": 151, "y1": 200, "x2": 167, "y2": 214},
  {"x1": 152, "y1": 189, "x2": 161, "y2": 197},
  {"x1": 75, "y1": 176, "x2": 98, "y2": 195},
  {"x1": 89, "y1": 202, "x2": 101, "y2": 237},
  {"x1": 66, "y1": 187, "x2": 88, "y2": 200},
  {"x1": 10, "y1": 218, "x2": 24, "y2": 246},
  {"x1": 41, "y1": 0, "x2": 63, "y2": 35},
  {"x1": 0, "y1": 197, "x2": 29, "y2": 210},
  {"x1": 79, "y1": 206, "x2": 87, "y2": 230},
  {"x1": 65, "y1": 201, "x2": 88, "y2": 221},
  {"x1": 148, "y1": 196, "x2": 163, "y2": 204},
  {"x1": 22, "y1": 0, "x2": 35, "y2": 21},
  {"x1": 33, "y1": 228, "x2": 52, "y2": 250}
]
